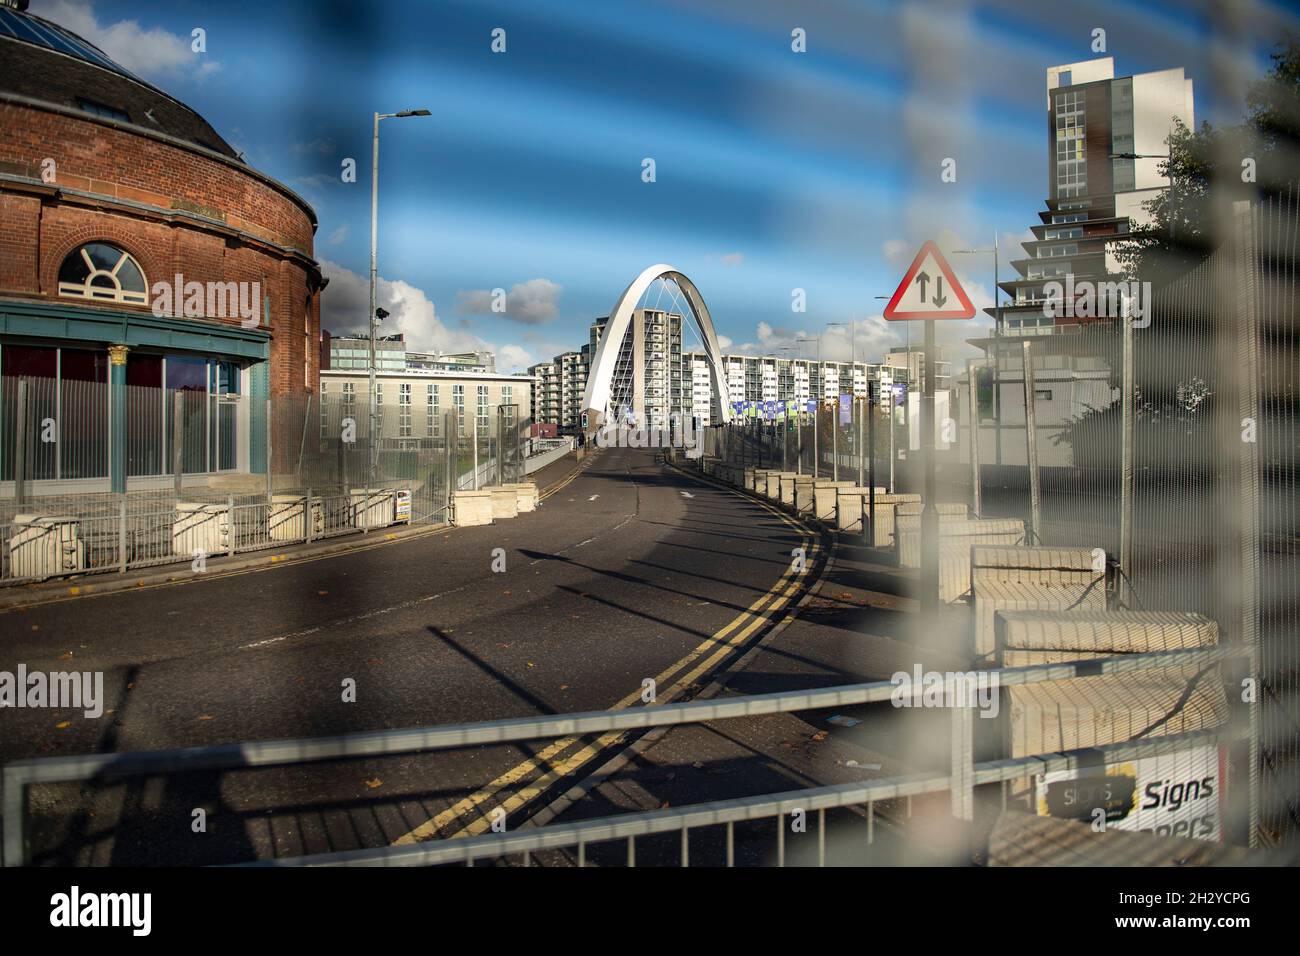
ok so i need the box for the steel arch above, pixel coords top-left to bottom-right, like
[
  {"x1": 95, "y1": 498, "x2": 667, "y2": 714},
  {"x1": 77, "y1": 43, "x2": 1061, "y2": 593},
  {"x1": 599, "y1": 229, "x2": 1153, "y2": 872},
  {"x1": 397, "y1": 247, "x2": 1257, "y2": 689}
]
[{"x1": 581, "y1": 264, "x2": 732, "y2": 425}]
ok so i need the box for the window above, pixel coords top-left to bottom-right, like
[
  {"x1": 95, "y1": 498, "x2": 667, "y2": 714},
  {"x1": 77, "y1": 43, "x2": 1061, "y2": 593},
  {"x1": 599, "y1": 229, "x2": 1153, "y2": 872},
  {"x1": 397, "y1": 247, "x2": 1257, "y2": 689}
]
[
  {"x1": 1054, "y1": 90, "x2": 1087, "y2": 198},
  {"x1": 453, "y1": 384, "x2": 465, "y2": 437},
  {"x1": 399, "y1": 382, "x2": 412, "y2": 437},
  {"x1": 501, "y1": 384, "x2": 514, "y2": 427},
  {"x1": 477, "y1": 385, "x2": 489, "y2": 434},
  {"x1": 427, "y1": 383, "x2": 439, "y2": 437},
  {"x1": 57, "y1": 243, "x2": 148, "y2": 306},
  {"x1": 77, "y1": 98, "x2": 130, "y2": 123},
  {"x1": 1040, "y1": 243, "x2": 1078, "y2": 257}
]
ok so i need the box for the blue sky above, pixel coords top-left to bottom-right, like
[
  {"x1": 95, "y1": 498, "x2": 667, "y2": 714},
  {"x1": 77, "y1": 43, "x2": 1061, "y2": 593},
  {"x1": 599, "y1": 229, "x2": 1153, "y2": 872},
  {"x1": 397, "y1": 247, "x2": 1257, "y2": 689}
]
[{"x1": 33, "y1": 0, "x2": 1298, "y2": 371}]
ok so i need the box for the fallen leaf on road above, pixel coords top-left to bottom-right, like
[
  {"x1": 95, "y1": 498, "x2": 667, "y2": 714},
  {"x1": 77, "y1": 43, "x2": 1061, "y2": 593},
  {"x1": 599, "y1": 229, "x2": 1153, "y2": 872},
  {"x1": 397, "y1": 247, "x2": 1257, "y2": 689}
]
[
  {"x1": 55, "y1": 721, "x2": 71, "y2": 730},
  {"x1": 526, "y1": 662, "x2": 535, "y2": 668},
  {"x1": 58, "y1": 650, "x2": 73, "y2": 660},
  {"x1": 364, "y1": 778, "x2": 383, "y2": 789},
  {"x1": 317, "y1": 590, "x2": 329, "y2": 596},
  {"x1": 197, "y1": 714, "x2": 214, "y2": 721},
  {"x1": 367, "y1": 658, "x2": 383, "y2": 665},
  {"x1": 811, "y1": 730, "x2": 829, "y2": 742},
  {"x1": 559, "y1": 684, "x2": 569, "y2": 690}
]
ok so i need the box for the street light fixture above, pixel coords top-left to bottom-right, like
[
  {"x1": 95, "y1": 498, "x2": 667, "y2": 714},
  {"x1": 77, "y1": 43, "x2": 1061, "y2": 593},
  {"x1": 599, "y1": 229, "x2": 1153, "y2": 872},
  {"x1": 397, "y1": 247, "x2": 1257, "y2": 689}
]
[{"x1": 369, "y1": 107, "x2": 430, "y2": 484}]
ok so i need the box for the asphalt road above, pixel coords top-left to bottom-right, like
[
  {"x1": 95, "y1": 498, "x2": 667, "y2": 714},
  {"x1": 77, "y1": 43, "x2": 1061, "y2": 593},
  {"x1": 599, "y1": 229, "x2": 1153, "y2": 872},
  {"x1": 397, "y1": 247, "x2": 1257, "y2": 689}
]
[{"x1": 0, "y1": 446, "x2": 822, "y2": 864}]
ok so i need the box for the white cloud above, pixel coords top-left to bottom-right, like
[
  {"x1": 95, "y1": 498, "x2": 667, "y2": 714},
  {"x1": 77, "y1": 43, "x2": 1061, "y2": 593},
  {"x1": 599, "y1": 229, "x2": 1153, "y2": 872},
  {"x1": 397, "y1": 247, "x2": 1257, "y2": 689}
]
[
  {"x1": 327, "y1": 225, "x2": 348, "y2": 246},
  {"x1": 497, "y1": 344, "x2": 535, "y2": 373},
  {"x1": 33, "y1": 1, "x2": 222, "y2": 80},
  {"x1": 455, "y1": 278, "x2": 562, "y2": 325},
  {"x1": 320, "y1": 262, "x2": 552, "y2": 376},
  {"x1": 320, "y1": 260, "x2": 489, "y2": 356},
  {"x1": 720, "y1": 252, "x2": 744, "y2": 267}
]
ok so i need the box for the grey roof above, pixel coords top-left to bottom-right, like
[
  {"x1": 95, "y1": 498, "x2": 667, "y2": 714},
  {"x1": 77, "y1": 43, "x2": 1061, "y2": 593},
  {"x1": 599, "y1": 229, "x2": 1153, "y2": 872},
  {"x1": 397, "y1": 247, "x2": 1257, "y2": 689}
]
[{"x1": 0, "y1": 7, "x2": 239, "y2": 159}]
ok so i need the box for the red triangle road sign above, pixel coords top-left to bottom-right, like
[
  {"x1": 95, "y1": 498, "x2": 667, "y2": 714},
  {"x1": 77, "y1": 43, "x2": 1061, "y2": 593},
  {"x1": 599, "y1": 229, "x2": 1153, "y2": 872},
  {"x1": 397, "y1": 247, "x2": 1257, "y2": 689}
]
[{"x1": 882, "y1": 240, "x2": 976, "y2": 320}]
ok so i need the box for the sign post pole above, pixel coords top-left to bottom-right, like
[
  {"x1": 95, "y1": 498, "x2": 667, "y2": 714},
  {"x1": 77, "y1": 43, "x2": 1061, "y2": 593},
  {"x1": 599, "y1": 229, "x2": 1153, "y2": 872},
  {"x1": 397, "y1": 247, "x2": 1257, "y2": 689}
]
[
  {"x1": 881, "y1": 240, "x2": 977, "y2": 619},
  {"x1": 921, "y1": 319, "x2": 938, "y2": 614}
]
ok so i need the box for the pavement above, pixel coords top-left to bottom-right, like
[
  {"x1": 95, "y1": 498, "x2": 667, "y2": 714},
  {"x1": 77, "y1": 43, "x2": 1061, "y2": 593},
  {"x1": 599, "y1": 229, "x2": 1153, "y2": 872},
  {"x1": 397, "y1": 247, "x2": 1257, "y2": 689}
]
[{"x1": 1, "y1": 445, "x2": 838, "y2": 865}]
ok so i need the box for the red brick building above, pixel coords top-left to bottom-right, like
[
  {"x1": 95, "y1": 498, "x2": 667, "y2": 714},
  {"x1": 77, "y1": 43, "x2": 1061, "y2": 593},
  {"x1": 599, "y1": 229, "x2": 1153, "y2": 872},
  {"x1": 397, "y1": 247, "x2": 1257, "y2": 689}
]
[{"x1": 0, "y1": 1, "x2": 322, "y2": 492}]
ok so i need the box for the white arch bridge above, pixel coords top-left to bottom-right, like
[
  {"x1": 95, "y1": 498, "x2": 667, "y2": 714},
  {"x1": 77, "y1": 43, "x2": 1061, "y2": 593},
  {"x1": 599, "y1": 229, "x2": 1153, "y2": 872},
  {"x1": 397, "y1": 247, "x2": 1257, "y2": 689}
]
[{"x1": 580, "y1": 264, "x2": 733, "y2": 429}]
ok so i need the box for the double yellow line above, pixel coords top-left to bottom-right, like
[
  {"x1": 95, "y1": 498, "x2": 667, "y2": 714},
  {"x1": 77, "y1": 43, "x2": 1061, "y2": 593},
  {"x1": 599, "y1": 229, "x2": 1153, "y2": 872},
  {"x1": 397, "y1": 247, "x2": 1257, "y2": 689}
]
[{"x1": 393, "y1": 475, "x2": 819, "y2": 844}]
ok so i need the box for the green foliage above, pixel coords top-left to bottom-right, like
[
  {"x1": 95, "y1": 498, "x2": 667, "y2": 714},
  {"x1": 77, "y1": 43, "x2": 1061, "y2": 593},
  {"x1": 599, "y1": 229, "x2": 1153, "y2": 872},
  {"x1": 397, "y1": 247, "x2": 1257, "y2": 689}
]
[{"x1": 1114, "y1": 37, "x2": 1300, "y2": 284}]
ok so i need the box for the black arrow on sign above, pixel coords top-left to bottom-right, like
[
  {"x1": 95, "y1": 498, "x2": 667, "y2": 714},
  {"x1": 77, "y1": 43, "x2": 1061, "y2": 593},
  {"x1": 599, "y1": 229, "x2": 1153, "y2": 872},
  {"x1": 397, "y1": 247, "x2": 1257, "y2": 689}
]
[
  {"x1": 933, "y1": 276, "x2": 948, "y2": 308},
  {"x1": 915, "y1": 270, "x2": 930, "y2": 302}
]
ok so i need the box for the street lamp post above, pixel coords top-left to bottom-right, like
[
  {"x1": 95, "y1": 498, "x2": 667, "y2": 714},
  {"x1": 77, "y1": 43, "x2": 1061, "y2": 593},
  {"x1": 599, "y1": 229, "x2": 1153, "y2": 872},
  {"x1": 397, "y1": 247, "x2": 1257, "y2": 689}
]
[
  {"x1": 369, "y1": 107, "x2": 431, "y2": 485},
  {"x1": 825, "y1": 322, "x2": 849, "y2": 481},
  {"x1": 796, "y1": 338, "x2": 819, "y2": 478}
]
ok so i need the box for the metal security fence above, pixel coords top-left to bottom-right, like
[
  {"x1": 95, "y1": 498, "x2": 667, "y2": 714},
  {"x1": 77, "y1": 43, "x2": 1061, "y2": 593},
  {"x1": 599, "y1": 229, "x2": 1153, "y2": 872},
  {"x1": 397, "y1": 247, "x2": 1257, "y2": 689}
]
[
  {"x1": 952, "y1": 191, "x2": 1299, "y2": 845},
  {"x1": 0, "y1": 371, "x2": 533, "y2": 582},
  {"x1": 1, "y1": 645, "x2": 1252, "y2": 867}
]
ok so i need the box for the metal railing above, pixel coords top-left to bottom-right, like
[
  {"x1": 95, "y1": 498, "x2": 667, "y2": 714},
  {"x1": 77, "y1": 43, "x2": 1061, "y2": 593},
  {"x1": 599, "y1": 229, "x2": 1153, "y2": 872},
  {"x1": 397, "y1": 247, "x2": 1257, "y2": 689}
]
[
  {"x1": 0, "y1": 490, "x2": 408, "y2": 584},
  {"x1": 1, "y1": 645, "x2": 1250, "y2": 867}
]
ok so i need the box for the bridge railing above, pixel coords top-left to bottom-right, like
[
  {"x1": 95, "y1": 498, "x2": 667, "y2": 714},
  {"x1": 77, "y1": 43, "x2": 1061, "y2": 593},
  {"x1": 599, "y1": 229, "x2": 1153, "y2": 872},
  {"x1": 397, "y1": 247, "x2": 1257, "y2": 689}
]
[{"x1": 1, "y1": 645, "x2": 1251, "y2": 867}]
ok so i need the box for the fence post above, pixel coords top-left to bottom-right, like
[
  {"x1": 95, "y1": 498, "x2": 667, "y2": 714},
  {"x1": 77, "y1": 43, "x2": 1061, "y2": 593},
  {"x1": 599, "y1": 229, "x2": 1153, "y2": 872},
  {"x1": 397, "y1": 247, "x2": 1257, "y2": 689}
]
[
  {"x1": 118, "y1": 498, "x2": 127, "y2": 574},
  {"x1": 867, "y1": 392, "x2": 876, "y2": 541},
  {"x1": 1229, "y1": 199, "x2": 1262, "y2": 847},
  {"x1": 13, "y1": 379, "x2": 26, "y2": 506},
  {"x1": 950, "y1": 694, "x2": 974, "y2": 852},
  {"x1": 305, "y1": 489, "x2": 313, "y2": 544},
  {"x1": 1021, "y1": 340, "x2": 1041, "y2": 545},
  {"x1": 265, "y1": 396, "x2": 273, "y2": 501},
  {"x1": 1119, "y1": 300, "x2": 1136, "y2": 607},
  {"x1": 227, "y1": 494, "x2": 235, "y2": 557},
  {"x1": 967, "y1": 358, "x2": 981, "y2": 518},
  {"x1": 172, "y1": 391, "x2": 184, "y2": 498}
]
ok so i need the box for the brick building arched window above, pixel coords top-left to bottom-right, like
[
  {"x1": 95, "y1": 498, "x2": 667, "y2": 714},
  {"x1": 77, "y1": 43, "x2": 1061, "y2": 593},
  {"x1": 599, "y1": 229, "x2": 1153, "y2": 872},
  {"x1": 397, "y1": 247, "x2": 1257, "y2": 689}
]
[{"x1": 57, "y1": 242, "x2": 149, "y2": 306}]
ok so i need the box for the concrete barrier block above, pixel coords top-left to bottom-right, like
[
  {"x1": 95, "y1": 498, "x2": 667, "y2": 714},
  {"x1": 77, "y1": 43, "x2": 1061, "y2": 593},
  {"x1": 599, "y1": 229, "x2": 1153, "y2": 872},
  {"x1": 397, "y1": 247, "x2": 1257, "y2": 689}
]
[
  {"x1": 996, "y1": 610, "x2": 1218, "y2": 667},
  {"x1": 1005, "y1": 671, "x2": 1229, "y2": 758},
  {"x1": 862, "y1": 493, "x2": 923, "y2": 547},
  {"x1": 174, "y1": 502, "x2": 231, "y2": 557},
  {"x1": 500, "y1": 482, "x2": 539, "y2": 513},
  {"x1": 490, "y1": 487, "x2": 518, "y2": 520},
  {"x1": 812, "y1": 480, "x2": 854, "y2": 523},
  {"x1": 452, "y1": 489, "x2": 494, "y2": 526},
  {"x1": 794, "y1": 477, "x2": 817, "y2": 515},
  {"x1": 895, "y1": 517, "x2": 1025, "y2": 568},
  {"x1": 765, "y1": 471, "x2": 794, "y2": 501},
  {"x1": 779, "y1": 473, "x2": 798, "y2": 507}
]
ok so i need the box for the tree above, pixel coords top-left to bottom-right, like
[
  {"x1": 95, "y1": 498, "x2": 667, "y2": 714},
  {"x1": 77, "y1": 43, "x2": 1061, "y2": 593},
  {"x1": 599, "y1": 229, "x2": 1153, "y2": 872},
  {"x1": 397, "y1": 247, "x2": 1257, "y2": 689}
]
[{"x1": 1114, "y1": 37, "x2": 1300, "y2": 284}]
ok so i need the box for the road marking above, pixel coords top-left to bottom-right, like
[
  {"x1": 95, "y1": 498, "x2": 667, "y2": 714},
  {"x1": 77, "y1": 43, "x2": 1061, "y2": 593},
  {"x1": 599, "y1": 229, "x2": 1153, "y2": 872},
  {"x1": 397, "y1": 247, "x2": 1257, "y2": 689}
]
[
  {"x1": 393, "y1": 478, "x2": 818, "y2": 845},
  {"x1": 239, "y1": 582, "x2": 475, "y2": 649}
]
